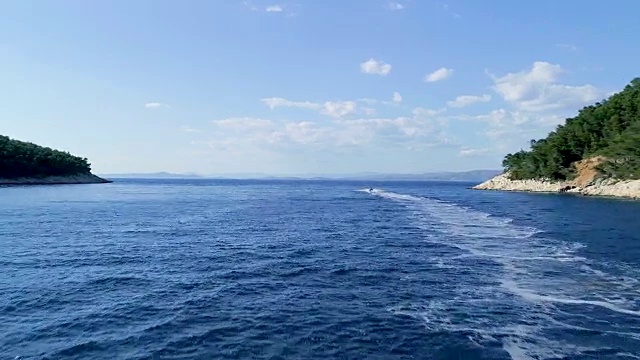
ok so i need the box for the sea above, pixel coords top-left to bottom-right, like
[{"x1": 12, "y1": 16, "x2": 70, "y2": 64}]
[{"x1": 1, "y1": 179, "x2": 640, "y2": 360}]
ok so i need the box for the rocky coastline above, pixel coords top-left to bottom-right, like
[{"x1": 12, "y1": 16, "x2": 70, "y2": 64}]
[
  {"x1": 0, "y1": 173, "x2": 112, "y2": 186},
  {"x1": 473, "y1": 172, "x2": 640, "y2": 200}
]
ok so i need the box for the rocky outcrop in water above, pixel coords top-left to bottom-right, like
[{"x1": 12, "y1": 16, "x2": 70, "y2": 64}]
[
  {"x1": 473, "y1": 172, "x2": 640, "y2": 200},
  {"x1": 0, "y1": 174, "x2": 111, "y2": 185}
]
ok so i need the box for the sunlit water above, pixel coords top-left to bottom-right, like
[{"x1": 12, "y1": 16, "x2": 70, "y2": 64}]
[{"x1": 1, "y1": 179, "x2": 640, "y2": 359}]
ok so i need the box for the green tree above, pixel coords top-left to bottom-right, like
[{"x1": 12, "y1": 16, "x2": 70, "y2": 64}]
[
  {"x1": 502, "y1": 78, "x2": 640, "y2": 180},
  {"x1": 0, "y1": 136, "x2": 92, "y2": 179}
]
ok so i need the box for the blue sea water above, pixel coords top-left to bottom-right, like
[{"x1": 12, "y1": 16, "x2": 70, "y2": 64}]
[{"x1": 1, "y1": 179, "x2": 640, "y2": 360}]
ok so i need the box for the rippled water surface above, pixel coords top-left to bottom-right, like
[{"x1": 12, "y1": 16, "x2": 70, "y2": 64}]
[{"x1": 1, "y1": 179, "x2": 640, "y2": 359}]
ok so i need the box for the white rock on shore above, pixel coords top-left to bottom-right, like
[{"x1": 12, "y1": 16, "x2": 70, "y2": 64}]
[
  {"x1": 0, "y1": 174, "x2": 111, "y2": 185},
  {"x1": 570, "y1": 178, "x2": 640, "y2": 199},
  {"x1": 473, "y1": 172, "x2": 640, "y2": 200},
  {"x1": 472, "y1": 173, "x2": 572, "y2": 193}
]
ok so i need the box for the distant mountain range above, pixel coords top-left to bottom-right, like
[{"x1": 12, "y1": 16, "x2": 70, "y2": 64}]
[
  {"x1": 334, "y1": 170, "x2": 503, "y2": 182},
  {"x1": 99, "y1": 170, "x2": 502, "y2": 182},
  {"x1": 99, "y1": 172, "x2": 204, "y2": 179}
]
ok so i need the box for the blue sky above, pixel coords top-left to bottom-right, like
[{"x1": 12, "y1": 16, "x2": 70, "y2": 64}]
[{"x1": 1, "y1": 0, "x2": 639, "y2": 175}]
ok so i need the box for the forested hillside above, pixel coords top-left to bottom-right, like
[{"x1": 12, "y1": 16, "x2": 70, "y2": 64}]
[
  {"x1": 0, "y1": 135, "x2": 93, "y2": 179},
  {"x1": 502, "y1": 78, "x2": 640, "y2": 180}
]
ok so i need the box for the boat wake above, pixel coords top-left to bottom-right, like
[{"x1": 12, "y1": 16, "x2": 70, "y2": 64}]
[
  {"x1": 367, "y1": 189, "x2": 640, "y2": 360},
  {"x1": 356, "y1": 187, "x2": 383, "y2": 195}
]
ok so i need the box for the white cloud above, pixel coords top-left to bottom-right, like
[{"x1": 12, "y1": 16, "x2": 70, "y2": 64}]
[
  {"x1": 455, "y1": 62, "x2": 604, "y2": 154},
  {"x1": 200, "y1": 139, "x2": 237, "y2": 151},
  {"x1": 186, "y1": 110, "x2": 456, "y2": 172},
  {"x1": 458, "y1": 108, "x2": 569, "y2": 153},
  {"x1": 490, "y1": 61, "x2": 562, "y2": 102},
  {"x1": 261, "y1": 121, "x2": 372, "y2": 148},
  {"x1": 261, "y1": 97, "x2": 361, "y2": 118},
  {"x1": 459, "y1": 147, "x2": 491, "y2": 157},
  {"x1": 145, "y1": 102, "x2": 169, "y2": 108},
  {"x1": 446, "y1": 94, "x2": 491, "y2": 108},
  {"x1": 265, "y1": 5, "x2": 283, "y2": 12},
  {"x1": 344, "y1": 117, "x2": 434, "y2": 140},
  {"x1": 322, "y1": 101, "x2": 357, "y2": 118},
  {"x1": 387, "y1": 2, "x2": 405, "y2": 10},
  {"x1": 362, "y1": 107, "x2": 376, "y2": 116},
  {"x1": 346, "y1": 117, "x2": 410, "y2": 128},
  {"x1": 213, "y1": 117, "x2": 274, "y2": 131},
  {"x1": 358, "y1": 98, "x2": 379, "y2": 105},
  {"x1": 556, "y1": 43, "x2": 578, "y2": 51},
  {"x1": 520, "y1": 84, "x2": 600, "y2": 112},
  {"x1": 489, "y1": 61, "x2": 601, "y2": 112},
  {"x1": 207, "y1": 111, "x2": 450, "y2": 151},
  {"x1": 245, "y1": 2, "x2": 294, "y2": 15},
  {"x1": 466, "y1": 109, "x2": 534, "y2": 130},
  {"x1": 243, "y1": 1, "x2": 258, "y2": 11},
  {"x1": 226, "y1": 96, "x2": 457, "y2": 151},
  {"x1": 436, "y1": 2, "x2": 461, "y2": 18},
  {"x1": 358, "y1": 96, "x2": 401, "y2": 107},
  {"x1": 190, "y1": 88, "x2": 463, "y2": 168},
  {"x1": 282, "y1": 122, "x2": 327, "y2": 144},
  {"x1": 424, "y1": 67, "x2": 453, "y2": 82},
  {"x1": 412, "y1": 107, "x2": 446, "y2": 117},
  {"x1": 180, "y1": 126, "x2": 201, "y2": 133},
  {"x1": 342, "y1": 105, "x2": 454, "y2": 143},
  {"x1": 260, "y1": 97, "x2": 321, "y2": 110},
  {"x1": 360, "y1": 58, "x2": 392, "y2": 76}
]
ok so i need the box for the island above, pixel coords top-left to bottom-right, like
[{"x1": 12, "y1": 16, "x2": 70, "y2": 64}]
[
  {"x1": 0, "y1": 135, "x2": 111, "y2": 185},
  {"x1": 474, "y1": 78, "x2": 640, "y2": 200}
]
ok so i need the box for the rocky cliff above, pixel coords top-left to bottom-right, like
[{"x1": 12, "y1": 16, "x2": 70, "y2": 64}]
[{"x1": 473, "y1": 157, "x2": 640, "y2": 200}]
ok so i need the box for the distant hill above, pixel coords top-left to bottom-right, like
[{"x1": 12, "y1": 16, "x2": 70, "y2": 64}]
[
  {"x1": 100, "y1": 170, "x2": 501, "y2": 182},
  {"x1": 336, "y1": 170, "x2": 502, "y2": 182},
  {"x1": 503, "y1": 78, "x2": 640, "y2": 181},
  {"x1": 100, "y1": 172, "x2": 203, "y2": 179}
]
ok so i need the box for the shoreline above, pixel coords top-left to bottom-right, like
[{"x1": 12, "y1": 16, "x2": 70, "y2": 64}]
[
  {"x1": 473, "y1": 173, "x2": 640, "y2": 200},
  {"x1": 0, "y1": 174, "x2": 112, "y2": 186}
]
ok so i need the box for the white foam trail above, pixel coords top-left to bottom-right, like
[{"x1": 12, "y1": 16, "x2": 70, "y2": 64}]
[
  {"x1": 501, "y1": 338, "x2": 535, "y2": 360},
  {"x1": 372, "y1": 189, "x2": 422, "y2": 201},
  {"x1": 617, "y1": 352, "x2": 640, "y2": 359},
  {"x1": 374, "y1": 189, "x2": 640, "y2": 359},
  {"x1": 355, "y1": 188, "x2": 385, "y2": 195},
  {"x1": 501, "y1": 279, "x2": 640, "y2": 316}
]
